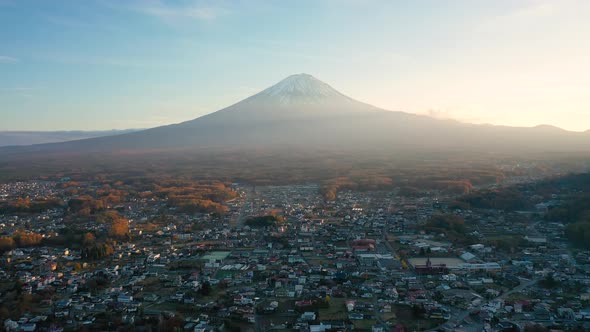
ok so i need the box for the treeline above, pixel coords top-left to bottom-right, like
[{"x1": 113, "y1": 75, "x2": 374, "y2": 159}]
[
  {"x1": 320, "y1": 176, "x2": 394, "y2": 201},
  {"x1": 0, "y1": 175, "x2": 238, "y2": 255},
  {"x1": 552, "y1": 194, "x2": 590, "y2": 248},
  {"x1": 0, "y1": 197, "x2": 63, "y2": 214},
  {"x1": 457, "y1": 173, "x2": 590, "y2": 212},
  {"x1": 425, "y1": 214, "x2": 466, "y2": 234},
  {"x1": 318, "y1": 170, "x2": 500, "y2": 200},
  {"x1": 24, "y1": 177, "x2": 237, "y2": 217},
  {"x1": 245, "y1": 215, "x2": 282, "y2": 228},
  {"x1": 97, "y1": 210, "x2": 130, "y2": 240},
  {"x1": 171, "y1": 199, "x2": 228, "y2": 215},
  {"x1": 457, "y1": 172, "x2": 590, "y2": 248},
  {"x1": 62, "y1": 177, "x2": 237, "y2": 216},
  {"x1": 457, "y1": 189, "x2": 527, "y2": 211},
  {"x1": 423, "y1": 214, "x2": 473, "y2": 244},
  {"x1": 398, "y1": 179, "x2": 473, "y2": 197},
  {"x1": 156, "y1": 181, "x2": 236, "y2": 215},
  {"x1": 0, "y1": 231, "x2": 44, "y2": 252},
  {"x1": 2, "y1": 149, "x2": 550, "y2": 207},
  {"x1": 68, "y1": 196, "x2": 106, "y2": 215},
  {"x1": 320, "y1": 177, "x2": 475, "y2": 201},
  {"x1": 48, "y1": 227, "x2": 118, "y2": 260},
  {"x1": 81, "y1": 242, "x2": 115, "y2": 260},
  {"x1": 0, "y1": 210, "x2": 128, "y2": 257}
]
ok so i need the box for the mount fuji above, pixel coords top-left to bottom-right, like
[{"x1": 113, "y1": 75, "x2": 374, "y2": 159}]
[{"x1": 2, "y1": 74, "x2": 590, "y2": 156}]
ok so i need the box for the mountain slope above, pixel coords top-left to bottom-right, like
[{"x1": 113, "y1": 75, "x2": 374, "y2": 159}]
[
  {"x1": 0, "y1": 129, "x2": 140, "y2": 147},
  {"x1": 1, "y1": 74, "x2": 589, "y2": 156}
]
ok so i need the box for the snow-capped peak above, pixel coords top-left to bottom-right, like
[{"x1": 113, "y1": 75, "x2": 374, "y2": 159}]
[{"x1": 255, "y1": 73, "x2": 348, "y2": 105}]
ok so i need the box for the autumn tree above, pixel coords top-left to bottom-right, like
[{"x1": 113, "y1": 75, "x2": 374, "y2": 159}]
[
  {"x1": 108, "y1": 219, "x2": 129, "y2": 240},
  {"x1": 13, "y1": 231, "x2": 43, "y2": 247},
  {"x1": 82, "y1": 232, "x2": 96, "y2": 246},
  {"x1": 0, "y1": 237, "x2": 15, "y2": 252}
]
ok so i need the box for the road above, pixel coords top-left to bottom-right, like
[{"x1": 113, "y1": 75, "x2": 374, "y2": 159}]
[
  {"x1": 430, "y1": 278, "x2": 539, "y2": 331},
  {"x1": 232, "y1": 186, "x2": 256, "y2": 228},
  {"x1": 431, "y1": 218, "x2": 544, "y2": 331}
]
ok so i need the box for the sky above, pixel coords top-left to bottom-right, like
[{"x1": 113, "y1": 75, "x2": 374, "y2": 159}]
[{"x1": 1, "y1": 0, "x2": 589, "y2": 131}]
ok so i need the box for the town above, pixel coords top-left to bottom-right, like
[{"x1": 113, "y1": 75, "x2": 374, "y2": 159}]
[
  {"x1": 0, "y1": 173, "x2": 589, "y2": 332},
  {"x1": 3, "y1": 0, "x2": 590, "y2": 331}
]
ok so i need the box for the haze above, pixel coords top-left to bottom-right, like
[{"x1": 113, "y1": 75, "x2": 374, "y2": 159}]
[{"x1": 1, "y1": 0, "x2": 589, "y2": 131}]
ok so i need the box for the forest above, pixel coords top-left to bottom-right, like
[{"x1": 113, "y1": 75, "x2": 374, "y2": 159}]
[
  {"x1": 455, "y1": 172, "x2": 590, "y2": 248},
  {"x1": 543, "y1": 184, "x2": 590, "y2": 249},
  {"x1": 0, "y1": 175, "x2": 238, "y2": 255},
  {"x1": 2, "y1": 146, "x2": 589, "y2": 250},
  {"x1": 245, "y1": 215, "x2": 282, "y2": 228},
  {"x1": 0, "y1": 146, "x2": 580, "y2": 194}
]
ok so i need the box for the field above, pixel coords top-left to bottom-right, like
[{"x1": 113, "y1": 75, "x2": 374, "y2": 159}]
[{"x1": 318, "y1": 298, "x2": 347, "y2": 320}]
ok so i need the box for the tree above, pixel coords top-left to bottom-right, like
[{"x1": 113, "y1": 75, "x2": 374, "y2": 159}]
[
  {"x1": 565, "y1": 222, "x2": 590, "y2": 249},
  {"x1": 433, "y1": 291, "x2": 444, "y2": 302},
  {"x1": 539, "y1": 274, "x2": 559, "y2": 289},
  {"x1": 524, "y1": 324, "x2": 548, "y2": 332},
  {"x1": 0, "y1": 237, "x2": 15, "y2": 252},
  {"x1": 411, "y1": 304, "x2": 426, "y2": 318},
  {"x1": 245, "y1": 215, "x2": 280, "y2": 228},
  {"x1": 82, "y1": 232, "x2": 96, "y2": 246},
  {"x1": 401, "y1": 260, "x2": 409, "y2": 270},
  {"x1": 426, "y1": 214, "x2": 466, "y2": 233},
  {"x1": 82, "y1": 243, "x2": 115, "y2": 260},
  {"x1": 13, "y1": 231, "x2": 43, "y2": 247},
  {"x1": 0, "y1": 306, "x2": 9, "y2": 321},
  {"x1": 108, "y1": 219, "x2": 129, "y2": 239},
  {"x1": 99, "y1": 211, "x2": 130, "y2": 239},
  {"x1": 200, "y1": 281, "x2": 212, "y2": 296}
]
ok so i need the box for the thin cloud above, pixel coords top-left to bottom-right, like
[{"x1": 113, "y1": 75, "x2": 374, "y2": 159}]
[
  {"x1": 423, "y1": 107, "x2": 492, "y2": 125},
  {"x1": 142, "y1": 5, "x2": 219, "y2": 20},
  {"x1": 0, "y1": 55, "x2": 19, "y2": 64},
  {"x1": 43, "y1": 14, "x2": 126, "y2": 32},
  {"x1": 0, "y1": 87, "x2": 36, "y2": 92},
  {"x1": 478, "y1": 2, "x2": 557, "y2": 32},
  {"x1": 40, "y1": 53, "x2": 195, "y2": 69},
  {"x1": 503, "y1": 2, "x2": 556, "y2": 19},
  {"x1": 247, "y1": 39, "x2": 410, "y2": 67},
  {"x1": 107, "y1": 0, "x2": 226, "y2": 22},
  {"x1": 44, "y1": 15, "x2": 92, "y2": 28},
  {"x1": 0, "y1": 87, "x2": 36, "y2": 99}
]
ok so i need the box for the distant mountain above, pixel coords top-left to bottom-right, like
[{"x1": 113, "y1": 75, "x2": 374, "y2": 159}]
[
  {"x1": 2, "y1": 74, "x2": 589, "y2": 156},
  {"x1": 0, "y1": 129, "x2": 140, "y2": 147}
]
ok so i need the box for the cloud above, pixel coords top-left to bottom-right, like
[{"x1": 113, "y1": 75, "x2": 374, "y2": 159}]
[
  {"x1": 40, "y1": 53, "x2": 195, "y2": 69},
  {"x1": 107, "y1": 0, "x2": 225, "y2": 22},
  {"x1": 478, "y1": 2, "x2": 557, "y2": 32},
  {"x1": 45, "y1": 15, "x2": 91, "y2": 28},
  {"x1": 247, "y1": 39, "x2": 409, "y2": 67},
  {"x1": 0, "y1": 87, "x2": 36, "y2": 99},
  {"x1": 142, "y1": 4, "x2": 219, "y2": 20},
  {"x1": 0, "y1": 56, "x2": 19, "y2": 64},
  {"x1": 503, "y1": 2, "x2": 556, "y2": 19},
  {"x1": 42, "y1": 13, "x2": 124, "y2": 33},
  {"x1": 422, "y1": 107, "x2": 492, "y2": 125},
  {"x1": 426, "y1": 108, "x2": 454, "y2": 120}
]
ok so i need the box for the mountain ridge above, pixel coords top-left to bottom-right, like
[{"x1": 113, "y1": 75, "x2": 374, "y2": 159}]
[
  {"x1": 0, "y1": 129, "x2": 141, "y2": 147},
  {"x1": 1, "y1": 74, "x2": 589, "y2": 157}
]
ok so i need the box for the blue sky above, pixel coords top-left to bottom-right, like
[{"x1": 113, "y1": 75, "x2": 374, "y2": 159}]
[{"x1": 1, "y1": 0, "x2": 589, "y2": 131}]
